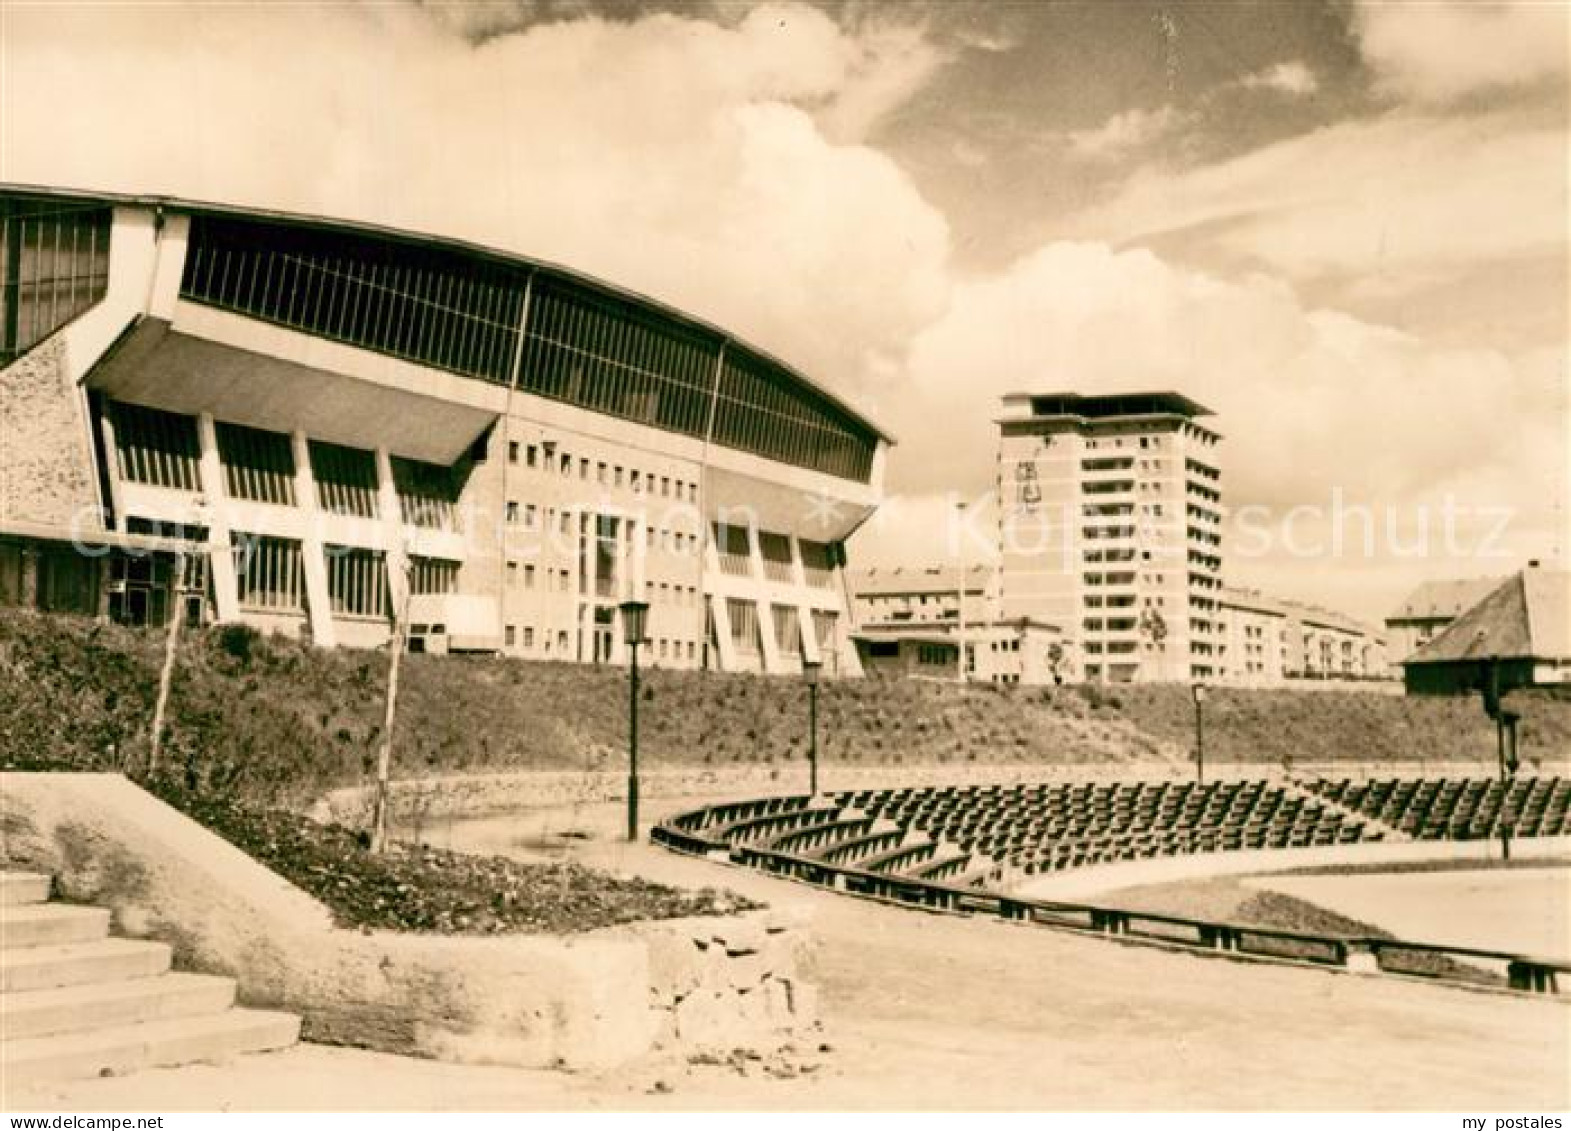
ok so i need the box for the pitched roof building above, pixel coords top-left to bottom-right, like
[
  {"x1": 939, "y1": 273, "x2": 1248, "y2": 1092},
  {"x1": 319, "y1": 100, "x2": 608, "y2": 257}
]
[
  {"x1": 1385, "y1": 576, "x2": 1502, "y2": 663},
  {"x1": 1402, "y1": 565, "x2": 1570, "y2": 695}
]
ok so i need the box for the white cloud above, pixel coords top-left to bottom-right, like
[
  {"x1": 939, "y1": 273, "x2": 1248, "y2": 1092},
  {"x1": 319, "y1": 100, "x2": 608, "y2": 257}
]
[
  {"x1": 1238, "y1": 61, "x2": 1318, "y2": 97},
  {"x1": 1065, "y1": 106, "x2": 1186, "y2": 162},
  {"x1": 0, "y1": 1, "x2": 950, "y2": 390},
  {"x1": 3, "y1": 0, "x2": 1559, "y2": 622},
  {"x1": 1355, "y1": 0, "x2": 1569, "y2": 104},
  {"x1": 852, "y1": 241, "x2": 1564, "y2": 620},
  {"x1": 1065, "y1": 110, "x2": 1566, "y2": 292},
  {"x1": 812, "y1": 16, "x2": 946, "y2": 142}
]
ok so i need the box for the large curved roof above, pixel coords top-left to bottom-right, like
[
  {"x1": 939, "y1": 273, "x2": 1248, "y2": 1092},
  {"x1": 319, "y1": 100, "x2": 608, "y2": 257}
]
[{"x1": 0, "y1": 183, "x2": 892, "y2": 448}]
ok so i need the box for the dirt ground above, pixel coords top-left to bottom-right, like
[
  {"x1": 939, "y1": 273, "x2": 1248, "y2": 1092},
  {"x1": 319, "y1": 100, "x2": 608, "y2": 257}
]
[
  {"x1": 10, "y1": 797, "x2": 1571, "y2": 1112},
  {"x1": 1245, "y1": 867, "x2": 1571, "y2": 959}
]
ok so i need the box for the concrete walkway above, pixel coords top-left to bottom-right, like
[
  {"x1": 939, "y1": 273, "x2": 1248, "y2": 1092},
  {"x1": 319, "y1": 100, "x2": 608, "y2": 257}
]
[{"x1": 10, "y1": 802, "x2": 1570, "y2": 1111}]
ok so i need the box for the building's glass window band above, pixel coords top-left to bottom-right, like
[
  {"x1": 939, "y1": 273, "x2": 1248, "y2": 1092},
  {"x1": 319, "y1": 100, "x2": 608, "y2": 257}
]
[
  {"x1": 520, "y1": 280, "x2": 714, "y2": 442},
  {"x1": 713, "y1": 522, "x2": 752, "y2": 577},
  {"x1": 179, "y1": 215, "x2": 877, "y2": 484},
  {"x1": 799, "y1": 540, "x2": 835, "y2": 588},
  {"x1": 713, "y1": 349, "x2": 873, "y2": 482},
  {"x1": 216, "y1": 421, "x2": 296, "y2": 505},
  {"x1": 727, "y1": 598, "x2": 762, "y2": 655},
  {"x1": 180, "y1": 214, "x2": 522, "y2": 385},
  {"x1": 759, "y1": 532, "x2": 794, "y2": 584},
  {"x1": 109, "y1": 401, "x2": 201, "y2": 492},
  {"x1": 593, "y1": 514, "x2": 621, "y2": 600},
  {"x1": 409, "y1": 555, "x2": 458, "y2": 596},
  {"x1": 772, "y1": 605, "x2": 801, "y2": 655},
  {"x1": 0, "y1": 197, "x2": 112, "y2": 367},
  {"x1": 326, "y1": 545, "x2": 389, "y2": 619},
  {"x1": 391, "y1": 456, "x2": 458, "y2": 530},
  {"x1": 309, "y1": 440, "x2": 379, "y2": 518},
  {"x1": 233, "y1": 534, "x2": 304, "y2": 613}
]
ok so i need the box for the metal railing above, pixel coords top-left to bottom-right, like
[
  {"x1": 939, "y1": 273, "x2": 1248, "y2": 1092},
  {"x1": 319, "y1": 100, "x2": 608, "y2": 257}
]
[{"x1": 651, "y1": 799, "x2": 1571, "y2": 999}]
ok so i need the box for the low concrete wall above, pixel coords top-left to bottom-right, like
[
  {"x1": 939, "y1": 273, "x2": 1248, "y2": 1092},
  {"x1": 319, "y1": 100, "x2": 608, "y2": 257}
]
[
  {"x1": 1, "y1": 773, "x2": 817, "y2": 1070},
  {"x1": 311, "y1": 764, "x2": 1179, "y2": 826},
  {"x1": 312, "y1": 762, "x2": 1571, "y2": 830},
  {"x1": 1015, "y1": 835, "x2": 1571, "y2": 900}
]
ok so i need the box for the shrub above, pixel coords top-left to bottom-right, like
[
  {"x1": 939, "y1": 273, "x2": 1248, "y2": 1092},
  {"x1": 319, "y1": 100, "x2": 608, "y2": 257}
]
[{"x1": 216, "y1": 622, "x2": 262, "y2": 665}]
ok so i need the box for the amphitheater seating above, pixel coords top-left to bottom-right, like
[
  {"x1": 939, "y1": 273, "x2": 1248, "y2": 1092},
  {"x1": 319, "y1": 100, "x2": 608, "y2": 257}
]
[
  {"x1": 832, "y1": 779, "x2": 1380, "y2": 876},
  {"x1": 669, "y1": 794, "x2": 812, "y2": 833},
  {"x1": 1299, "y1": 775, "x2": 1570, "y2": 841},
  {"x1": 660, "y1": 774, "x2": 1571, "y2": 898}
]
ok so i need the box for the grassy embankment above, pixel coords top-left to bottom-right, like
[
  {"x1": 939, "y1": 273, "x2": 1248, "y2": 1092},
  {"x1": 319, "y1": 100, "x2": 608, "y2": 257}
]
[
  {"x1": 7, "y1": 609, "x2": 1567, "y2": 812},
  {"x1": 5, "y1": 608, "x2": 1569, "y2": 933}
]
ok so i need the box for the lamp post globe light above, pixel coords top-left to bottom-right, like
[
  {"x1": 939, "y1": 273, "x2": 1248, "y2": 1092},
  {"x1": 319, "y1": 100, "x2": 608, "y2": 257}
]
[
  {"x1": 619, "y1": 600, "x2": 650, "y2": 843},
  {"x1": 803, "y1": 658, "x2": 823, "y2": 797},
  {"x1": 1191, "y1": 681, "x2": 1207, "y2": 786}
]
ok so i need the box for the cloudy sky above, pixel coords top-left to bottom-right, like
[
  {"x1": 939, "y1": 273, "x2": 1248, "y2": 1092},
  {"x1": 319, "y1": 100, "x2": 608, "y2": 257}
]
[{"x1": 1, "y1": 0, "x2": 1565, "y2": 623}]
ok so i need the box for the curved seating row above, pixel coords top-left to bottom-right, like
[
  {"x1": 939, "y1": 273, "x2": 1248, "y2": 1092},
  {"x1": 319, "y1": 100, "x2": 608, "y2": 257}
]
[
  {"x1": 656, "y1": 775, "x2": 1571, "y2": 893},
  {"x1": 1300, "y1": 775, "x2": 1569, "y2": 841}
]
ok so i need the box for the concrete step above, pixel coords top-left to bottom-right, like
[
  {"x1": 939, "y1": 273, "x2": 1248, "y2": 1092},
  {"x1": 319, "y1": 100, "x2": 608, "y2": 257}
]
[
  {"x1": 1, "y1": 972, "x2": 236, "y2": 1040},
  {"x1": 0, "y1": 939, "x2": 171, "y2": 994},
  {"x1": 0, "y1": 873, "x2": 51, "y2": 907},
  {"x1": 1, "y1": 1008, "x2": 300, "y2": 1082},
  {"x1": 1, "y1": 903, "x2": 112, "y2": 950}
]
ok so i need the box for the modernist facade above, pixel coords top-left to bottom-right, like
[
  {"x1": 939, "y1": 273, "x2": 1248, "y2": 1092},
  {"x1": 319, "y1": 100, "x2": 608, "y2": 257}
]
[
  {"x1": 846, "y1": 564, "x2": 1062, "y2": 685},
  {"x1": 1215, "y1": 587, "x2": 1387, "y2": 686},
  {"x1": 995, "y1": 392, "x2": 1223, "y2": 683},
  {"x1": 1214, "y1": 588, "x2": 1289, "y2": 687},
  {"x1": 0, "y1": 187, "x2": 889, "y2": 676}
]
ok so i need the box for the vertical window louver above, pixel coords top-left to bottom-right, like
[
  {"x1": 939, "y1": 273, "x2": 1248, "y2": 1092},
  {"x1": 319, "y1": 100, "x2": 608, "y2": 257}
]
[
  {"x1": 180, "y1": 214, "x2": 523, "y2": 385},
  {"x1": 309, "y1": 440, "x2": 379, "y2": 518},
  {"x1": 178, "y1": 212, "x2": 879, "y2": 483},
  {"x1": 326, "y1": 545, "x2": 388, "y2": 618},
  {"x1": 109, "y1": 401, "x2": 201, "y2": 492},
  {"x1": 409, "y1": 555, "x2": 459, "y2": 596},
  {"x1": 216, "y1": 421, "x2": 296, "y2": 505},
  {"x1": 233, "y1": 534, "x2": 305, "y2": 613},
  {"x1": 391, "y1": 456, "x2": 458, "y2": 530},
  {"x1": 0, "y1": 196, "x2": 111, "y2": 367}
]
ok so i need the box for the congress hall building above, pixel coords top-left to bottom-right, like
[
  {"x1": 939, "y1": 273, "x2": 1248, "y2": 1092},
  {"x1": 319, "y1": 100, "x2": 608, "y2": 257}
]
[{"x1": 0, "y1": 187, "x2": 889, "y2": 676}]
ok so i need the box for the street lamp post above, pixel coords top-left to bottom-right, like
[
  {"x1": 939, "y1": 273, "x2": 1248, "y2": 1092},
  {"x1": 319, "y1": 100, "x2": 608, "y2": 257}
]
[
  {"x1": 1191, "y1": 682, "x2": 1207, "y2": 786},
  {"x1": 619, "y1": 599, "x2": 650, "y2": 843},
  {"x1": 1480, "y1": 655, "x2": 1517, "y2": 860},
  {"x1": 803, "y1": 658, "x2": 822, "y2": 797},
  {"x1": 1500, "y1": 708, "x2": 1520, "y2": 861}
]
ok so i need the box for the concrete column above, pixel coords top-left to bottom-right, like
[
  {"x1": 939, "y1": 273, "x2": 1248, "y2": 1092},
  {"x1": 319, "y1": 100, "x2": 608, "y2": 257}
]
[
  {"x1": 374, "y1": 447, "x2": 410, "y2": 619},
  {"x1": 829, "y1": 551, "x2": 863, "y2": 678},
  {"x1": 195, "y1": 413, "x2": 240, "y2": 623},
  {"x1": 581, "y1": 513, "x2": 601, "y2": 664},
  {"x1": 631, "y1": 513, "x2": 647, "y2": 602},
  {"x1": 787, "y1": 535, "x2": 820, "y2": 667},
  {"x1": 744, "y1": 520, "x2": 768, "y2": 586},
  {"x1": 96, "y1": 406, "x2": 125, "y2": 534},
  {"x1": 756, "y1": 599, "x2": 782, "y2": 674},
  {"x1": 744, "y1": 523, "x2": 781, "y2": 674},
  {"x1": 787, "y1": 534, "x2": 808, "y2": 589},
  {"x1": 708, "y1": 591, "x2": 737, "y2": 672},
  {"x1": 291, "y1": 431, "x2": 336, "y2": 649}
]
